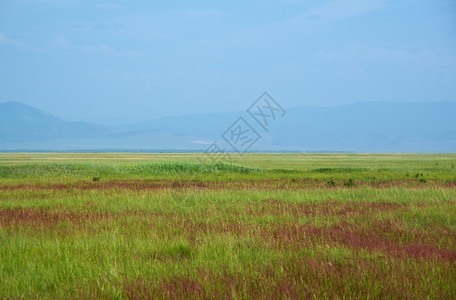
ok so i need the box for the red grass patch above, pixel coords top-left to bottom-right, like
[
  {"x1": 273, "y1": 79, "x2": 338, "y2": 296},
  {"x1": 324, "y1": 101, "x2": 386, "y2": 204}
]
[
  {"x1": 1, "y1": 178, "x2": 454, "y2": 191},
  {"x1": 248, "y1": 199, "x2": 406, "y2": 218},
  {"x1": 267, "y1": 222, "x2": 456, "y2": 262},
  {"x1": 0, "y1": 208, "x2": 169, "y2": 231},
  {"x1": 123, "y1": 254, "x2": 456, "y2": 299},
  {"x1": 0, "y1": 208, "x2": 113, "y2": 227}
]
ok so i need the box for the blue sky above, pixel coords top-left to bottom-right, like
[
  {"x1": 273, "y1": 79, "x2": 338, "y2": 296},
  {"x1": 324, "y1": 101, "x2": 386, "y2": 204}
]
[{"x1": 0, "y1": 0, "x2": 455, "y2": 123}]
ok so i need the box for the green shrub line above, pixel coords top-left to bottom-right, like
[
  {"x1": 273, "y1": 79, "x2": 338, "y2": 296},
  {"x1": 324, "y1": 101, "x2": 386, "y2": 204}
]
[
  {"x1": 0, "y1": 162, "x2": 261, "y2": 178},
  {"x1": 312, "y1": 167, "x2": 369, "y2": 173}
]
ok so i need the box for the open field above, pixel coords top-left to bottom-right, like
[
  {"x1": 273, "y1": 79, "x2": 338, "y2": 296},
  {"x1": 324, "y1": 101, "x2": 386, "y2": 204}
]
[{"x1": 1, "y1": 153, "x2": 456, "y2": 298}]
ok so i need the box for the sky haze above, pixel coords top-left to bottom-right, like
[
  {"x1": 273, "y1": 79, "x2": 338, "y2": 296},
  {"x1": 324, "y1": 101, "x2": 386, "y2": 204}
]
[{"x1": 0, "y1": 0, "x2": 455, "y2": 124}]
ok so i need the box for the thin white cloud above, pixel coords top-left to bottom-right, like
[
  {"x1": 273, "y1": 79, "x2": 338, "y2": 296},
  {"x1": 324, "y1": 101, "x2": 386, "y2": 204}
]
[
  {"x1": 72, "y1": 20, "x2": 128, "y2": 33},
  {"x1": 96, "y1": 3, "x2": 124, "y2": 11},
  {"x1": 192, "y1": 0, "x2": 388, "y2": 49},
  {"x1": 192, "y1": 140, "x2": 214, "y2": 145},
  {"x1": 0, "y1": 32, "x2": 42, "y2": 53},
  {"x1": 303, "y1": 0, "x2": 387, "y2": 21},
  {"x1": 0, "y1": 32, "x2": 27, "y2": 49},
  {"x1": 11, "y1": 0, "x2": 87, "y2": 4},
  {"x1": 76, "y1": 42, "x2": 137, "y2": 57},
  {"x1": 49, "y1": 34, "x2": 135, "y2": 56},
  {"x1": 52, "y1": 35, "x2": 69, "y2": 48},
  {"x1": 117, "y1": 8, "x2": 224, "y2": 39},
  {"x1": 270, "y1": 0, "x2": 388, "y2": 34},
  {"x1": 317, "y1": 43, "x2": 456, "y2": 67}
]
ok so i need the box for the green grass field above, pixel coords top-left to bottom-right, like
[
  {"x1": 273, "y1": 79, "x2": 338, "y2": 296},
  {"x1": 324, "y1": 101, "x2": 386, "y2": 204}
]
[{"x1": 1, "y1": 153, "x2": 456, "y2": 298}]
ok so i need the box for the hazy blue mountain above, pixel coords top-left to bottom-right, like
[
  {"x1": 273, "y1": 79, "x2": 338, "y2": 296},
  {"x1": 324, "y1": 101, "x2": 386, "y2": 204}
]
[
  {"x1": 1, "y1": 101, "x2": 455, "y2": 152},
  {"x1": 129, "y1": 101, "x2": 456, "y2": 152},
  {"x1": 270, "y1": 102, "x2": 456, "y2": 152},
  {"x1": 127, "y1": 112, "x2": 239, "y2": 140},
  {"x1": 0, "y1": 101, "x2": 111, "y2": 142},
  {"x1": 0, "y1": 101, "x2": 208, "y2": 150}
]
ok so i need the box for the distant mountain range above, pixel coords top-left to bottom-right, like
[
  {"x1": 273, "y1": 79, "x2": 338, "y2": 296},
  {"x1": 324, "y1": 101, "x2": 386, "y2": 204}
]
[
  {"x1": 0, "y1": 102, "x2": 206, "y2": 151},
  {"x1": 0, "y1": 101, "x2": 110, "y2": 142},
  {"x1": 1, "y1": 101, "x2": 455, "y2": 152}
]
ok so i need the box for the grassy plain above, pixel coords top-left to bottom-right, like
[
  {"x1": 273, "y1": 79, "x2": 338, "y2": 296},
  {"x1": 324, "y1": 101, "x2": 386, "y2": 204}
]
[{"x1": 0, "y1": 153, "x2": 455, "y2": 298}]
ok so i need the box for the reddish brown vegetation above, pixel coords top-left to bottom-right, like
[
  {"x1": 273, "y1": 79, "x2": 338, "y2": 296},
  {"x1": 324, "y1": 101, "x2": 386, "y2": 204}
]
[
  {"x1": 0, "y1": 178, "x2": 453, "y2": 192},
  {"x1": 266, "y1": 222, "x2": 456, "y2": 262},
  {"x1": 248, "y1": 198, "x2": 406, "y2": 217},
  {"x1": 0, "y1": 208, "x2": 167, "y2": 230},
  {"x1": 167, "y1": 217, "x2": 456, "y2": 263},
  {"x1": 124, "y1": 254, "x2": 456, "y2": 299},
  {"x1": 0, "y1": 208, "x2": 107, "y2": 227},
  {"x1": 2, "y1": 200, "x2": 454, "y2": 264}
]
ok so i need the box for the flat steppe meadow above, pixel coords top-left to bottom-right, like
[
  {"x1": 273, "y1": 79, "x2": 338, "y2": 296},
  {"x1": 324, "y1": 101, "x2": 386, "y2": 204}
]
[{"x1": 1, "y1": 153, "x2": 455, "y2": 298}]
